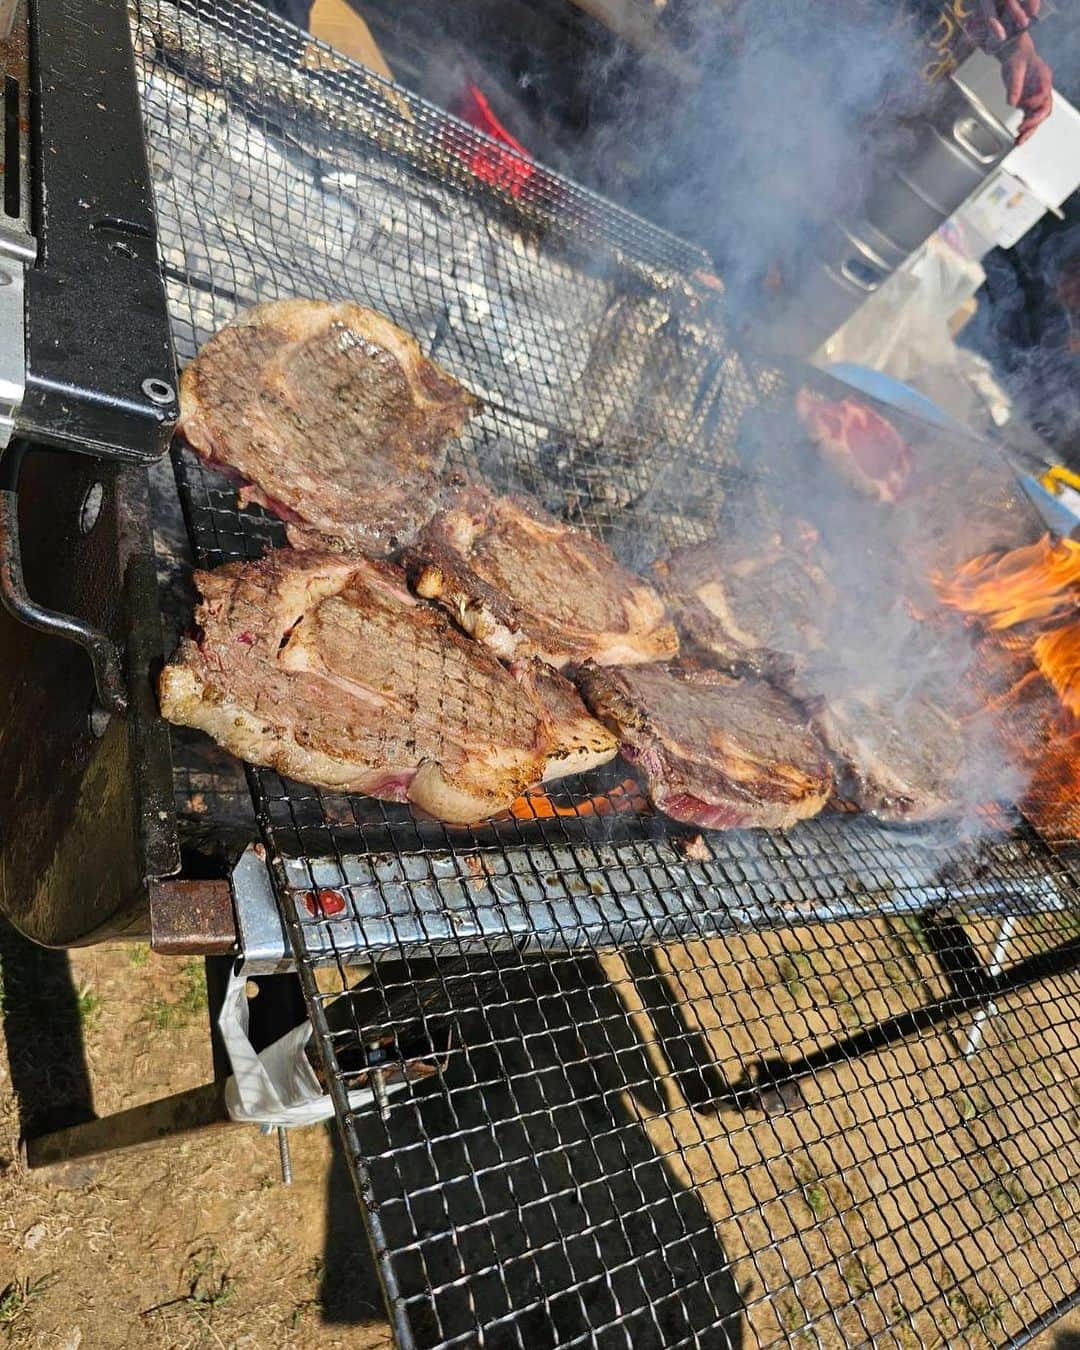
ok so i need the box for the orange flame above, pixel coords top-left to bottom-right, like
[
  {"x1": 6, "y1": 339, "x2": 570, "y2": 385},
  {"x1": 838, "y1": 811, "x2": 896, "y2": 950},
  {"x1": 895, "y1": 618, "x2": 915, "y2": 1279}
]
[
  {"x1": 934, "y1": 534, "x2": 1080, "y2": 630},
  {"x1": 505, "y1": 777, "x2": 648, "y2": 821},
  {"x1": 1033, "y1": 624, "x2": 1080, "y2": 720}
]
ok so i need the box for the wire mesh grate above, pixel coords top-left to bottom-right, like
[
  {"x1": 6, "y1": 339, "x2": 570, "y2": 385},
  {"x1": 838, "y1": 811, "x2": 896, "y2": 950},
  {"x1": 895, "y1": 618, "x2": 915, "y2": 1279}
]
[{"x1": 133, "y1": 1, "x2": 1080, "y2": 1344}]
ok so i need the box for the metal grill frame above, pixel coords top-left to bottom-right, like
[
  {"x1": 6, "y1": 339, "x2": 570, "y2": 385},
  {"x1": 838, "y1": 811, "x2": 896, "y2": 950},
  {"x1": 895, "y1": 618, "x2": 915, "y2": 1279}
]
[{"x1": 133, "y1": 3, "x2": 1080, "y2": 1346}]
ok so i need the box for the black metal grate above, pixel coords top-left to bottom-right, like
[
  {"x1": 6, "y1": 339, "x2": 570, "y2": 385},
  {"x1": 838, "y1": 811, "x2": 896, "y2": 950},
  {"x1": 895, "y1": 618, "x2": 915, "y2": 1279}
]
[{"x1": 133, "y1": 1, "x2": 1080, "y2": 1345}]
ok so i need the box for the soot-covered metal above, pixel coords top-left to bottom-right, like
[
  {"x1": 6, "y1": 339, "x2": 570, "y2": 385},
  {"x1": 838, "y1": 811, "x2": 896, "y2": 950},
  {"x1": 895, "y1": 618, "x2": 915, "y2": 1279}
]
[{"x1": 133, "y1": 2, "x2": 1080, "y2": 1345}]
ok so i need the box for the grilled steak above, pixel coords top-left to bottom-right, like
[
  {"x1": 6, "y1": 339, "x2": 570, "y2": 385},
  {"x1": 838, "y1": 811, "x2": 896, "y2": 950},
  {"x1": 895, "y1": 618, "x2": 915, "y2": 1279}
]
[
  {"x1": 179, "y1": 299, "x2": 479, "y2": 556},
  {"x1": 812, "y1": 678, "x2": 969, "y2": 823},
  {"x1": 516, "y1": 659, "x2": 620, "y2": 778},
  {"x1": 410, "y1": 486, "x2": 678, "y2": 668},
  {"x1": 655, "y1": 526, "x2": 831, "y2": 679},
  {"x1": 158, "y1": 549, "x2": 609, "y2": 824},
  {"x1": 575, "y1": 662, "x2": 832, "y2": 830}
]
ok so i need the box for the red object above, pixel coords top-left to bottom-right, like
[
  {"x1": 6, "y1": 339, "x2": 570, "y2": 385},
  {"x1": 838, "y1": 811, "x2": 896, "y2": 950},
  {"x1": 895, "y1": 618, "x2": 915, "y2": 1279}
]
[
  {"x1": 446, "y1": 82, "x2": 535, "y2": 199},
  {"x1": 795, "y1": 388, "x2": 913, "y2": 504},
  {"x1": 301, "y1": 888, "x2": 348, "y2": 918}
]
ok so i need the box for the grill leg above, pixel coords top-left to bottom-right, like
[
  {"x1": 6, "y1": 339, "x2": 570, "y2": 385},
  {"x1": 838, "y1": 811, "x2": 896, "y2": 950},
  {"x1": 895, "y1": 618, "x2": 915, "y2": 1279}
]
[
  {"x1": 960, "y1": 915, "x2": 1017, "y2": 1059},
  {"x1": 729, "y1": 925, "x2": 1080, "y2": 1112}
]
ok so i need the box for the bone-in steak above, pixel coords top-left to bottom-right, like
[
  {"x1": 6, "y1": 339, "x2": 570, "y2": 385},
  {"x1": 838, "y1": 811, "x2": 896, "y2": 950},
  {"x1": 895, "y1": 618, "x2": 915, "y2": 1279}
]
[
  {"x1": 655, "y1": 527, "x2": 831, "y2": 679},
  {"x1": 179, "y1": 299, "x2": 479, "y2": 556},
  {"x1": 158, "y1": 549, "x2": 611, "y2": 824},
  {"x1": 575, "y1": 662, "x2": 832, "y2": 830},
  {"x1": 409, "y1": 486, "x2": 678, "y2": 668}
]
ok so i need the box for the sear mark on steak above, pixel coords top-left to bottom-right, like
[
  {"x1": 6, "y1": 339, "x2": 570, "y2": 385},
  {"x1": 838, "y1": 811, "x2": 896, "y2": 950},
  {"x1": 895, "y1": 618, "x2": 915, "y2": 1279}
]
[
  {"x1": 513, "y1": 658, "x2": 620, "y2": 779},
  {"x1": 178, "y1": 299, "x2": 480, "y2": 556},
  {"x1": 408, "y1": 486, "x2": 678, "y2": 669},
  {"x1": 575, "y1": 662, "x2": 832, "y2": 831},
  {"x1": 655, "y1": 525, "x2": 832, "y2": 680},
  {"x1": 157, "y1": 549, "x2": 610, "y2": 824}
]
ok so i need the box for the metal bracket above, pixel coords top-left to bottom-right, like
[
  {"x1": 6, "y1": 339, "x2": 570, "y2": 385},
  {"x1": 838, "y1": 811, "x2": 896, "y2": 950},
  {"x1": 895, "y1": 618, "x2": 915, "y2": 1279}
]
[
  {"x1": 0, "y1": 440, "x2": 128, "y2": 714},
  {"x1": 0, "y1": 228, "x2": 32, "y2": 447},
  {"x1": 232, "y1": 846, "x2": 292, "y2": 974}
]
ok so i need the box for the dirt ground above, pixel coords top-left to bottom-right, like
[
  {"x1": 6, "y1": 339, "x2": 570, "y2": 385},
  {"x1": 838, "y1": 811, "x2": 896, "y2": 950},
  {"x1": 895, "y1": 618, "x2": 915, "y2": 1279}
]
[
  {"x1": 0, "y1": 932, "x2": 392, "y2": 1349},
  {"x1": 1, "y1": 917, "x2": 1079, "y2": 1349}
]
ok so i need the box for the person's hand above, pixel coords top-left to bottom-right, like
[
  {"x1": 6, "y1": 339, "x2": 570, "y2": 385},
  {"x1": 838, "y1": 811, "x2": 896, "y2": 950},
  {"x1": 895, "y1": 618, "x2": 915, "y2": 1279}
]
[
  {"x1": 1002, "y1": 31, "x2": 1053, "y2": 144},
  {"x1": 977, "y1": 0, "x2": 1041, "y2": 44}
]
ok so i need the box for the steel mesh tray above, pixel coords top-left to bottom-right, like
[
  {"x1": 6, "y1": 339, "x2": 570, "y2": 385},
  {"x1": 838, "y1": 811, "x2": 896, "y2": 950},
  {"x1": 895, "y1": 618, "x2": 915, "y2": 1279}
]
[{"x1": 133, "y1": 1, "x2": 1080, "y2": 1345}]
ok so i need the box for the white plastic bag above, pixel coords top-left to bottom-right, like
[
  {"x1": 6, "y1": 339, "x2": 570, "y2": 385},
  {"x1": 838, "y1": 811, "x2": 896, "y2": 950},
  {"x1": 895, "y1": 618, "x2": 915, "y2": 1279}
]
[{"x1": 219, "y1": 964, "x2": 386, "y2": 1127}]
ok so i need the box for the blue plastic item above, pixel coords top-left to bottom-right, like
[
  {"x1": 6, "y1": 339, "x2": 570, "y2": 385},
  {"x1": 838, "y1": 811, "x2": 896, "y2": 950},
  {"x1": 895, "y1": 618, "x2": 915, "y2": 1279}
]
[{"x1": 824, "y1": 362, "x2": 962, "y2": 432}]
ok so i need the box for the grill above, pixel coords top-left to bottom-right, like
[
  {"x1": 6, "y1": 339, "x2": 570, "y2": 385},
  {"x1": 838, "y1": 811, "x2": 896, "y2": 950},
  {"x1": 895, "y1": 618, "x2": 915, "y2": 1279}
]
[{"x1": 129, "y1": 2, "x2": 1080, "y2": 1345}]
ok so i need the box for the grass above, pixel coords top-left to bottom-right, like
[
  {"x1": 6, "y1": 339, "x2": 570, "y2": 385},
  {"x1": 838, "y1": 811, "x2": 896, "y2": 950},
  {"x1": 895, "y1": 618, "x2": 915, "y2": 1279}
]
[
  {"x1": 826, "y1": 981, "x2": 863, "y2": 1028},
  {"x1": 142, "y1": 1244, "x2": 238, "y2": 1328},
  {"x1": 882, "y1": 958, "x2": 905, "y2": 986},
  {"x1": 0, "y1": 1274, "x2": 56, "y2": 1332},
  {"x1": 951, "y1": 1087, "x2": 991, "y2": 1123},
  {"x1": 889, "y1": 1301, "x2": 921, "y2": 1349},
  {"x1": 794, "y1": 1162, "x2": 830, "y2": 1221},
  {"x1": 947, "y1": 1285, "x2": 1005, "y2": 1339},
  {"x1": 984, "y1": 1178, "x2": 1028, "y2": 1217},
  {"x1": 128, "y1": 943, "x2": 151, "y2": 968},
  {"x1": 76, "y1": 984, "x2": 102, "y2": 1029},
  {"x1": 184, "y1": 1245, "x2": 237, "y2": 1316},
  {"x1": 289, "y1": 1258, "x2": 325, "y2": 1329},
  {"x1": 777, "y1": 951, "x2": 814, "y2": 998},
  {"x1": 144, "y1": 960, "x2": 208, "y2": 1031},
  {"x1": 841, "y1": 1254, "x2": 876, "y2": 1296},
  {"x1": 777, "y1": 1294, "x2": 819, "y2": 1345},
  {"x1": 896, "y1": 914, "x2": 931, "y2": 954}
]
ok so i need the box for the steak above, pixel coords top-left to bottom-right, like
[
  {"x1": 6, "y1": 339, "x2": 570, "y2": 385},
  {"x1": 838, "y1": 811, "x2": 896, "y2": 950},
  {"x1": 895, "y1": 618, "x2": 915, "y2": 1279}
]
[
  {"x1": 812, "y1": 679, "x2": 969, "y2": 823},
  {"x1": 409, "y1": 486, "x2": 678, "y2": 668},
  {"x1": 515, "y1": 659, "x2": 619, "y2": 778},
  {"x1": 158, "y1": 549, "x2": 610, "y2": 824},
  {"x1": 795, "y1": 388, "x2": 912, "y2": 504},
  {"x1": 179, "y1": 299, "x2": 480, "y2": 556},
  {"x1": 655, "y1": 526, "x2": 832, "y2": 679},
  {"x1": 575, "y1": 662, "x2": 832, "y2": 830}
]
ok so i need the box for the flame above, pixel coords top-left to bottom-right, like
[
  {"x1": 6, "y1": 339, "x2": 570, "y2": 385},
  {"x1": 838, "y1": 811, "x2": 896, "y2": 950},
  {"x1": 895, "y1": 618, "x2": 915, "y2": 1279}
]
[
  {"x1": 937, "y1": 535, "x2": 1080, "y2": 837},
  {"x1": 505, "y1": 777, "x2": 648, "y2": 821},
  {"x1": 1033, "y1": 624, "x2": 1080, "y2": 719},
  {"x1": 934, "y1": 534, "x2": 1080, "y2": 630}
]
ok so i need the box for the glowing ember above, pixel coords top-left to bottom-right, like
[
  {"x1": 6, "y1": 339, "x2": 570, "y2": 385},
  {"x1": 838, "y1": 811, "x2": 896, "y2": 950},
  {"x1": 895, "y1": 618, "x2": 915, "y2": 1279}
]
[
  {"x1": 935, "y1": 534, "x2": 1080, "y2": 630},
  {"x1": 504, "y1": 777, "x2": 649, "y2": 821},
  {"x1": 1033, "y1": 624, "x2": 1080, "y2": 719}
]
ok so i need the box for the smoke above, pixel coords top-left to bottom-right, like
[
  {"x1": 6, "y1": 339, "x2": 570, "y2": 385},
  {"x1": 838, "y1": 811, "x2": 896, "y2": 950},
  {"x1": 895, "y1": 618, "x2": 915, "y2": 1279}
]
[{"x1": 590, "y1": 1, "x2": 931, "y2": 326}]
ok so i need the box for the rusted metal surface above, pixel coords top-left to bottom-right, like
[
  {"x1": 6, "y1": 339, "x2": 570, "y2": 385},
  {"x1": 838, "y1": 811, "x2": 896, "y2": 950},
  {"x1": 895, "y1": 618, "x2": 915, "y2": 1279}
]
[{"x1": 149, "y1": 878, "x2": 237, "y2": 955}]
